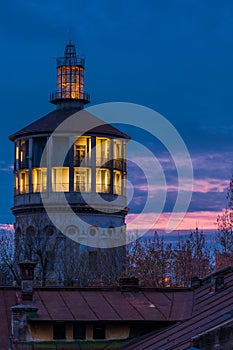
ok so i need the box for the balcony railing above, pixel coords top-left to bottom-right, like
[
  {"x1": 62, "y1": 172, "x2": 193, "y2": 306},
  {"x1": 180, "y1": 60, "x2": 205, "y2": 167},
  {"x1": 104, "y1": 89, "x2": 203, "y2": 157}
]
[
  {"x1": 19, "y1": 185, "x2": 29, "y2": 195},
  {"x1": 50, "y1": 91, "x2": 90, "y2": 103},
  {"x1": 113, "y1": 159, "x2": 123, "y2": 169},
  {"x1": 74, "y1": 157, "x2": 91, "y2": 167},
  {"x1": 96, "y1": 158, "x2": 111, "y2": 168},
  {"x1": 96, "y1": 184, "x2": 110, "y2": 194},
  {"x1": 19, "y1": 159, "x2": 29, "y2": 169},
  {"x1": 52, "y1": 183, "x2": 69, "y2": 192},
  {"x1": 32, "y1": 184, "x2": 47, "y2": 193},
  {"x1": 113, "y1": 185, "x2": 122, "y2": 195},
  {"x1": 74, "y1": 183, "x2": 91, "y2": 192}
]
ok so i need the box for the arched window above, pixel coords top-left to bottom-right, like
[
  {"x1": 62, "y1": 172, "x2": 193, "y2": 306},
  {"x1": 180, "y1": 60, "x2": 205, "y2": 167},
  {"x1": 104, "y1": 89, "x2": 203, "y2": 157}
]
[
  {"x1": 44, "y1": 225, "x2": 55, "y2": 237},
  {"x1": 89, "y1": 227, "x2": 97, "y2": 236},
  {"x1": 108, "y1": 226, "x2": 115, "y2": 235},
  {"x1": 65, "y1": 225, "x2": 79, "y2": 236}
]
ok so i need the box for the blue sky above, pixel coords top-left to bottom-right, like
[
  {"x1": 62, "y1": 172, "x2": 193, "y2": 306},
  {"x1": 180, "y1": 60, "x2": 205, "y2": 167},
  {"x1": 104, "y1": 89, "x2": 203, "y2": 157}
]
[{"x1": 0, "y1": 0, "x2": 233, "y2": 231}]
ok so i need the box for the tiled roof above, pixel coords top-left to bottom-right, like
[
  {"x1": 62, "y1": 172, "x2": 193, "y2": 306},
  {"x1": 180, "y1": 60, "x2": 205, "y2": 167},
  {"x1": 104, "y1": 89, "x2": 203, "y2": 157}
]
[
  {"x1": 9, "y1": 109, "x2": 130, "y2": 141},
  {"x1": 124, "y1": 269, "x2": 233, "y2": 350},
  {"x1": 30, "y1": 288, "x2": 193, "y2": 322},
  {"x1": 3, "y1": 268, "x2": 233, "y2": 350},
  {"x1": 0, "y1": 286, "x2": 193, "y2": 349}
]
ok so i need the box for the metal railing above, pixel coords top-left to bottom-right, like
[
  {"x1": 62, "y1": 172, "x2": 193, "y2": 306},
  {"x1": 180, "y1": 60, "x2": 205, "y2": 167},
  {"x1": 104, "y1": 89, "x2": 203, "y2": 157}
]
[
  {"x1": 96, "y1": 184, "x2": 111, "y2": 194},
  {"x1": 32, "y1": 184, "x2": 47, "y2": 193},
  {"x1": 74, "y1": 157, "x2": 91, "y2": 167},
  {"x1": 74, "y1": 183, "x2": 91, "y2": 192},
  {"x1": 50, "y1": 91, "x2": 90, "y2": 103},
  {"x1": 96, "y1": 158, "x2": 111, "y2": 167},
  {"x1": 52, "y1": 183, "x2": 69, "y2": 192}
]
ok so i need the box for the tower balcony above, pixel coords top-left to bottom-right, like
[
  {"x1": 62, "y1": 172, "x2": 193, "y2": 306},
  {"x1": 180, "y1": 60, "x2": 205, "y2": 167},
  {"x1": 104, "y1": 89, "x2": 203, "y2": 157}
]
[{"x1": 50, "y1": 91, "x2": 90, "y2": 106}]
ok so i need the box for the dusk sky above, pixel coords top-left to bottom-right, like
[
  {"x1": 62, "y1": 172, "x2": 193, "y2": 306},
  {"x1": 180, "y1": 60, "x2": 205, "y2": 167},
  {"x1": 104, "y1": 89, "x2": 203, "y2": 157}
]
[{"x1": 1, "y1": 0, "x2": 233, "y2": 234}]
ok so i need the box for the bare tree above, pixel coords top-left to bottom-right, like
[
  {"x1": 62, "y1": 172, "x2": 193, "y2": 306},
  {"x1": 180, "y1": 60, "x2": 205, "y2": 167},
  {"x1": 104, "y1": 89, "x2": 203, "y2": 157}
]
[
  {"x1": 125, "y1": 232, "x2": 173, "y2": 287},
  {"x1": 0, "y1": 227, "x2": 21, "y2": 285},
  {"x1": 215, "y1": 175, "x2": 233, "y2": 268},
  {"x1": 56, "y1": 237, "x2": 89, "y2": 286},
  {"x1": 125, "y1": 229, "x2": 213, "y2": 287},
  {"x1": 173, "y1": 228, "x2": 213, "y2": 287},
  {"x1": 31, "y1": 227, "x2": 60, "y2": 286}
]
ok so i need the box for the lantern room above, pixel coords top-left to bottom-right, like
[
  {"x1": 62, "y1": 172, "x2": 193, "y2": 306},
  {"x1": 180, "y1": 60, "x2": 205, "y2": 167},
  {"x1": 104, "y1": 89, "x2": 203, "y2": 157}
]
[{"x1": 50, "y1": 42, "x2": 90, "y2": 108}]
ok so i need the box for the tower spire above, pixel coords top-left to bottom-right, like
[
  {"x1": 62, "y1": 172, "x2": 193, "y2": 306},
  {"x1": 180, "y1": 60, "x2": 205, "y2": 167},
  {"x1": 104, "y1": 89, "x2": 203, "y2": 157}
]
[{"x1": 50, "y1": 40, "x2": 90, "y2": 110}]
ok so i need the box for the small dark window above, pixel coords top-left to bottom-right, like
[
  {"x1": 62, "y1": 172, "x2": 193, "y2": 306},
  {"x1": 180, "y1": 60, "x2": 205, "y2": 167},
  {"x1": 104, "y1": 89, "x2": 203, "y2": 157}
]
[
  {"x1": 93, "y1": 323, "x2": 105, "y2": 339},
  {"x1": 53, "y1": 322, "x2": 66, "y2": 340},
  {"x1": 73, "y1": 323, "x2": 86, "y2": 339}
]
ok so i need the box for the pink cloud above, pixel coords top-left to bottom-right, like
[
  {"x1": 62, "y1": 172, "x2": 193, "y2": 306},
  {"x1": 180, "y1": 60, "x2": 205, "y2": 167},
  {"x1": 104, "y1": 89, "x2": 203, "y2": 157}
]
[
  {"x1": 133, "y1": 178, "x2": 228, "y2": 194},
  {"x1": 126, "y1": 211, "x2": 222, "y2": 231}
]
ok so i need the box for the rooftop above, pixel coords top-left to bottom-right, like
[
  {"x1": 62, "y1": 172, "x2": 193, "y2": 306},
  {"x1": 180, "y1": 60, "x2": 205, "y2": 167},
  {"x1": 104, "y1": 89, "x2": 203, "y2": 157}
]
[
  {"x1": 125, "y1": 268, "x2": 233, "y2": 350},
  {"x1": 0, "y1": 285, "x2": 192, "y2": 349},
  {"x1": 2, "y1": 268, "x2": 233, "y2": 349},
  {"x1": 9, "y1": 109, "x2": 130, "y2": 141}
]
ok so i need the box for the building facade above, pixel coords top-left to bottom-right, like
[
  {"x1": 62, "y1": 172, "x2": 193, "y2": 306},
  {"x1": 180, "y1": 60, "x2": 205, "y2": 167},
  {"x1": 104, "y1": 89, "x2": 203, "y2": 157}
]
[{"x1": 9, "y1": 42, "x2": 130, "y2": 286}]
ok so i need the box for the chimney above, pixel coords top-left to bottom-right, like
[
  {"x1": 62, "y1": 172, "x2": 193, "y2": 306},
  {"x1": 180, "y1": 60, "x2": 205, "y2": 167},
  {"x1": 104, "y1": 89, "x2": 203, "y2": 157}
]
[
  {"x1": 210, "y1": 274, "x2": 225, "y2": 293},
  {"x1": 18, "y1": 260, "x2": 37, "y2": 301},
  {"x1": 214, "y1": 274, "x2": 225, "y2": 292},
  {"x1": 119, "y1": 277, "x2": 139, "y2": 291},
  {"x1": 11, "y1": 304, "x2": 38, "y2": 342}
]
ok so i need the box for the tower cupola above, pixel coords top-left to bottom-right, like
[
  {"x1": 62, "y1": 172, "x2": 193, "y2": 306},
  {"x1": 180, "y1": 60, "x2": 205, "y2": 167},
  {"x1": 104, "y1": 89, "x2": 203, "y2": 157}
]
[{"x1": 50, "y1": 42, "x2": 90, "y2": 110}]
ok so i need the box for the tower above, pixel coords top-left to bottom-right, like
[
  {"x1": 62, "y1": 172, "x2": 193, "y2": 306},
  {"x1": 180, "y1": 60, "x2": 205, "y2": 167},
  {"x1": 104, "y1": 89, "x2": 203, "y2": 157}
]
[
  {"x1": 50, "y1": 41, "x2": 90, "y2": 110},
  {"x1": 9, "y1": 41, "x2": 130, "y2": 286}
]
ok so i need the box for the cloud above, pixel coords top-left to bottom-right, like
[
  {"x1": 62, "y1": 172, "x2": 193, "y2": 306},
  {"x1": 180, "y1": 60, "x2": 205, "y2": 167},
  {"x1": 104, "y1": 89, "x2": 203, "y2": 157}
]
[
  {"x1": 126, "y1": 150, "x2": 231, "y2": 215},
  {"x1": 0, "y1": 162, "x2": 13, "y2": 173},
  {"x1": 126, "y1": 210, "x2": 221, "y2": 232}
]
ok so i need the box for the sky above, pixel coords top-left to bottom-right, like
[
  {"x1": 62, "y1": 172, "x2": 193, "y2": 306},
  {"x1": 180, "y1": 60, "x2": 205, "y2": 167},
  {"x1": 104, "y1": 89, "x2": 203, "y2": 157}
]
[{"x1": 0, "y1": 0, "x2": 233, "y2": 234}]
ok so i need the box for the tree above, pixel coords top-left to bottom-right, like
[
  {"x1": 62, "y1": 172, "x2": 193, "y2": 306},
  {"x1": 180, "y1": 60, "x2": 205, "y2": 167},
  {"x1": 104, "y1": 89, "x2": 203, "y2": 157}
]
[
  {"x1": 173, "y1": 228, "x2": 213, "y2": 287},
  {"x1": 125, "y1": 229, "x2": 213, "y2": 287},
  {"x1": 215, "y1": 175, "x2": 233, "y2": 268},
  {"x1": 0, "y1": 226, "x2": 21, "y2": 285},
  {"x1": 125, "y1": 232, "x2": 174, "y2": 287},
  {"x1": 56, "y1": 237, "x2": 89, "y2": 286}
]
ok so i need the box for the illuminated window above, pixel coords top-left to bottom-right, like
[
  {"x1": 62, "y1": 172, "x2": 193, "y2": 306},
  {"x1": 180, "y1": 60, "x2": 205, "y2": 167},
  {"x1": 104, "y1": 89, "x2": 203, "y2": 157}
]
[
  {"x1": 96, "y1": 138, "x2": 110, "y2": 166},
  {"x1": 15, "y1": 144, "x2": 19, "y2": 160},
  {"x1": 74, "y1": 167, "x2": 91, "y2": 192},
  {"x1": 57, "y1": 66, "x2": 84, "y2": 100},
  {"x1": 32, "y1": 168, "x2": 47, "y2": 192},
  {"x1": 19, "y1": 170, "x2": 29, "y2": 194},
  {"x1": 113, "y1": 170, "x2": 122, "y2": 195},
  {"x1": 52, "y1": 167, "x2": 69, "y2": 192},
  {"x1": 74, "y1": 136, "x2": 91, "y2": 166},
  {"x1": 19, "y1": 140, "x2": 29, "y2": 168},
  {"x1": 96, "y1": 168, "x2": 110, "y2": 193},
  {"x1": 113, "y1": 140, "x2": 122, "y2": 168},
  {"x1": 14, "y1": 173, "x2": 19, "y2": 191},
  {"x1": 123, "y1": 142, "x2": 127, "y2": 171}
]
